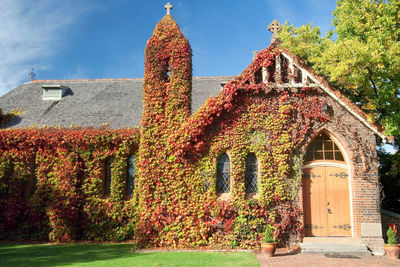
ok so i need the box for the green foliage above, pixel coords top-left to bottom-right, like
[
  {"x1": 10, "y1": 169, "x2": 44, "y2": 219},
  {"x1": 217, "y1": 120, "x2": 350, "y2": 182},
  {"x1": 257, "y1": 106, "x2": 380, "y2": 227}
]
[
  {"x1": 387, "y1": 226, "x2": 398, "y2": 245},
  {"x1": 263, "y1": 224, "x2": 275, "y2": 243},
  {"x1": 280, "y1": 0, "x2": 400, "y2": 137}
]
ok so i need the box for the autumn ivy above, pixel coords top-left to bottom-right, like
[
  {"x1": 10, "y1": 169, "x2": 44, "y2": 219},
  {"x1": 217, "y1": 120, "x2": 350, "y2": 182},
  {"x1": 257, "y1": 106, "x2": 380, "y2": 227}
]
[{"x1": 0, "y1": 128, "x2": 140, "y2": 241}]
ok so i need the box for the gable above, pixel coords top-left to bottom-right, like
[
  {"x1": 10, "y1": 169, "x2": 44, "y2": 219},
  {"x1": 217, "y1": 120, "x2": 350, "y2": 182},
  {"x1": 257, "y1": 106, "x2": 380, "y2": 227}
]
[
  {"x1": 171, "y1": 44, "x2": 388, "y2": 158},
  {"x1": 276, "y1": 49, "x2": 387, "y2": 141}
]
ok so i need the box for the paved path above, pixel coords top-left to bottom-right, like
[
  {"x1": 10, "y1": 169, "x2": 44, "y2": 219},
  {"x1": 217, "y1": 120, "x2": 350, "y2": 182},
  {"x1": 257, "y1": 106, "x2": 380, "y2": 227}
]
[{"x1": 256, "y1": 252, "x2": 400, "y2": 266}]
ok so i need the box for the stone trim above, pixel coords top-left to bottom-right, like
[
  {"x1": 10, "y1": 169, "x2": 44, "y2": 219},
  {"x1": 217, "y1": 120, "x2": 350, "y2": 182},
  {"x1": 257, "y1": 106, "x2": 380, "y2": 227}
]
[{"x1": 382, "y1": 209, "x2": 400, "y2": 219}]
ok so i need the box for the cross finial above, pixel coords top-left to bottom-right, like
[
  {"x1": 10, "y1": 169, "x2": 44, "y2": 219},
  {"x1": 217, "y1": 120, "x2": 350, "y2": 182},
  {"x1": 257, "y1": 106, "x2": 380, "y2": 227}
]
[
  {"x1": 267, "y1": 19, "x2": 282, "y2": 43},
  {"x1": 252, "y1": 50, "x2": 258, "y2": 60},
  {"x1": 29, "y1": 67, "x2": 36, "y2": 81},
  {"x1": 164, "y1": 2, "x2": 173, "y2": 15}
]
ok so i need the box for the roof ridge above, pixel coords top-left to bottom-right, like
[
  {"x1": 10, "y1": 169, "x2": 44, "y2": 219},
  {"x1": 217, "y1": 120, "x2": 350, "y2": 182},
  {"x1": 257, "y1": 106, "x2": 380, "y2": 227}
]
[
  {"x1": 30, "y1": 78, "x2": 144, "y2": 83},
  {"x1": 192, "y1": 76, "x2": 236, "y2": 79},
  {"x1": 29, "y1": 76, "x2": 236, "y2": 83}
]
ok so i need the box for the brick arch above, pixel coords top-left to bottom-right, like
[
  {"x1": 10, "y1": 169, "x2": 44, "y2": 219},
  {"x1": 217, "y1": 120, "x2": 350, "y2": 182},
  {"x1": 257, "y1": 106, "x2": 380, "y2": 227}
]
[
  {"x1": 304, "y1": 128, "x2": 351, "y2": 165},
  {"x1": 313, "y1": 121, "x2": 375, "y2": 180},
  {"x1": 297, "y1": 122, "x2": 362, "y2": 170}
]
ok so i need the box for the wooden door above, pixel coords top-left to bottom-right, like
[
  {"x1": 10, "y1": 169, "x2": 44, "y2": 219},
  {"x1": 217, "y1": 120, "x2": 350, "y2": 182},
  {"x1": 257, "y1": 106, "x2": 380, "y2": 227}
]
[
  {"x1": 325, "y1": 166, "x2": 351, "y2": 236},
  {"x1": 303, "y1": 166, "x2": 351, "y2": 236}
]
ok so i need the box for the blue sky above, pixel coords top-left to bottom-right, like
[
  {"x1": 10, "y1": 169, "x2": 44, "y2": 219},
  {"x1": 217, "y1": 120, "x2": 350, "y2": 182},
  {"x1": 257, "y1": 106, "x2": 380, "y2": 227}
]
[{"x1": 0, "y1": 0, "x2": 337, "y2": 96}]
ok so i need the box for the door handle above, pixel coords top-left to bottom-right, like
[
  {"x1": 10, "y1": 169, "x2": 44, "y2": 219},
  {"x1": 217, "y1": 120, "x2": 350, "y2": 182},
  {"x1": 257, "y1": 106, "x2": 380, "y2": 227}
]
[{"x1": 327, "y1": 208, "x2": 332, "y2": 214}]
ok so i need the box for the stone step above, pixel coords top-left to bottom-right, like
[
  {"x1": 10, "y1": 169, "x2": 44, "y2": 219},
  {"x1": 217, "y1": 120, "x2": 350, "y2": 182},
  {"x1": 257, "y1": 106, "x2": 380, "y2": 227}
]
[
  {"x1": 302, "y1": 237, "x2": 362, "y2": 244},
  {"x1": 301, "y1": 238, "x2": 371, "y2": 256}
]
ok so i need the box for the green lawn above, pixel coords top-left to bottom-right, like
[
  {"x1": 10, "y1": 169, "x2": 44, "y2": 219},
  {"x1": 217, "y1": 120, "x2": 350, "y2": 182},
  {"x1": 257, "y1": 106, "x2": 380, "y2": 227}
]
[{"x1": 0, "y1": 243, "x2": 259, "y2": 267}]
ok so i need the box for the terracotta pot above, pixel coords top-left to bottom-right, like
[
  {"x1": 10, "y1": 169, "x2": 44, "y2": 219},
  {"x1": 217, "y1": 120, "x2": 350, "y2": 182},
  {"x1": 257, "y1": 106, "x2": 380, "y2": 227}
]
[
  {"x1": 261, "y1": 242, "x2": 277, "y2": 257},
  {"x1": 384, "y1": 244, "x2": 400, "y2": 259}
]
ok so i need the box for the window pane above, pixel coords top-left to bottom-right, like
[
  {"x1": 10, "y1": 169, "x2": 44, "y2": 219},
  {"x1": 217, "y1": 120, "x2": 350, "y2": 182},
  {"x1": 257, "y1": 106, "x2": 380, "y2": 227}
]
[
  {"x1": 325, "y1": 151, "x2": 334, "y2": 160},
  {"x1": 334, "y1": 143, "x2": 340, "y2": 150},
  {"x1": 314, "y1": 141, "x2": 323, "y2": 150},
  {"x1": 217, "y1": 153, "x2": 230, "y2": 193},
  {"x1": 315, "y1": 152, "x2": 323, "y2": 160},
  {"x1": 324, "y1": 140, "x2": 333, "y2": 150},
  {"x1": 104, "y1": 158, "x2": 112, "y2": 197},
  {"x1": 305, "y1": 151, "x2": 313, "y2": 162},
  {"x1": 127, "y1": 155, "x2": 135, "y2": 196},
  {"x1": 245, "y1": 154, "x2": 258, "y2": 193},
  {"x1": 335, "y1": 151, "x2": 344, "y2": 161}
]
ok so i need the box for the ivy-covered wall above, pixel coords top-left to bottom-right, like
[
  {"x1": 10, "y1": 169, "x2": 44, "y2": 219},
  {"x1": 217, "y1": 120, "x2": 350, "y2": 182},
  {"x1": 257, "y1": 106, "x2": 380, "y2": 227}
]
[
  {"x1": 0, "y1": 128, "x2": 140, "y2": 242},
  {"x1": 133, "y1": 15, "x2": 329, "y2": 248},
  {"x1": 1, "y1": 14, "x2": 374, "y2": 248}
]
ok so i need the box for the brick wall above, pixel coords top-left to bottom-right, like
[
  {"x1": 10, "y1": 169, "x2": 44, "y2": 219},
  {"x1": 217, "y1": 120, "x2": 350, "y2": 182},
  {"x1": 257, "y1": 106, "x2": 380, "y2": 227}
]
[{"x1": 296, "y1": 94, "x2": 382, "y2": 239}]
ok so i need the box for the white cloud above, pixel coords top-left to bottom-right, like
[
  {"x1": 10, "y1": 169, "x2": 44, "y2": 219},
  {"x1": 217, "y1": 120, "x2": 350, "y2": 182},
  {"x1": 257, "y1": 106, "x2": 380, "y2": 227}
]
[{"x1": 0, "y1": 0, "x2": 92, "y2": 96}]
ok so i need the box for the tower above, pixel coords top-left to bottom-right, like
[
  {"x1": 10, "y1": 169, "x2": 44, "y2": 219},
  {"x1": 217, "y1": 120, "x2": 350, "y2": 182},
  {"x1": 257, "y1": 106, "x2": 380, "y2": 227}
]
[
  {"x1": 141, "y1": 11, "x2": 192, "y2": 130},
  {"x1": 136, "y1": 5, "x2": 193, "y2": 245}
]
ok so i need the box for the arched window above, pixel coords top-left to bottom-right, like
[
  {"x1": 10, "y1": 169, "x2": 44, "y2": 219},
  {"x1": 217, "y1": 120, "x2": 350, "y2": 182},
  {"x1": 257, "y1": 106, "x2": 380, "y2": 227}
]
[
  {"x1": 104, "y1": 157, "x2": 112, "y2": 197},
  {"x1": 305, "y1": 132, "x2": 345, "y2": 162},
  {"x1": 245, "y1": 153, "x2": 258, "y2": 193},
  {"x1": 126, "y1": 155, "x2": 135, "y2": 197},
  {"x1": 217, "y1": 153, "x2": 230, "y2": 193},
  {"x1": 27, "y1": 157, "x2": 37, "y2": 198}
]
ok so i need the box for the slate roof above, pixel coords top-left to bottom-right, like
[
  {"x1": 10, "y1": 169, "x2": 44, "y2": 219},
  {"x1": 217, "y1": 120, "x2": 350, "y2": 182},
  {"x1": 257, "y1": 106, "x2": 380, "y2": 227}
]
[{"x1": 0, "y1": 77, "x2": 233, "y2": 129}]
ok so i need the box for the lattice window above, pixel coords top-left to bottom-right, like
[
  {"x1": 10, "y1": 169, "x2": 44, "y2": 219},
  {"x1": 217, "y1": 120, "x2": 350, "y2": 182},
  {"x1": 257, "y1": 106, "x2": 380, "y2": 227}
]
[
  {"x1": 126, "y1": 155, "x2": 135, "y2": 197},
  {"x1": 27, "y1": 157, "x2": 37, "y2": 198},
  {"x1": 217, "y1": 153, "x2": 230, "y2": 193},
  {"x1": 245, "y1": 153, "x2": 258, "y2": 193},
  {"x1": 305, "y1": 132, "x2": 345, "y2": 162},
  {"x1": 104, "y1": 157, "x2": 113, "y2": 197}
]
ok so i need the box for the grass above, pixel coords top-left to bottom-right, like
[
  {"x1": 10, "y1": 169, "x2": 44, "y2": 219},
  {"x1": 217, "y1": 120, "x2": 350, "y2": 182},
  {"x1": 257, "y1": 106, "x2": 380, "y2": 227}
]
[{"x1": 0, "y1": 243, "x2": 259, "y2": 267}]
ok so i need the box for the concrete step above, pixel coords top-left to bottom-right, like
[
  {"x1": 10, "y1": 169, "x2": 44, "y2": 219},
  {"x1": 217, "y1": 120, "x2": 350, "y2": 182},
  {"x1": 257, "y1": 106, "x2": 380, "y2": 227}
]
[
  {"x1": 302, "y1": 237, "x2": 362, "y2": 244},
  {"x1": 301, "y1": 237, "x2": 371, "y2": 256}
]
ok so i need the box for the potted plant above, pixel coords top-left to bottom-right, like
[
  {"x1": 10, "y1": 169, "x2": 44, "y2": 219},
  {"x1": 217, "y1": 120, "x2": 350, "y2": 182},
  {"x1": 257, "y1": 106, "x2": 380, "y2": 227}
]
[
  {"x1": 261, "y1": 224, "x2": 277, "y2": 257},
  {"x1": 384, "y1": 224, "x2": 400, "y2": 259}
]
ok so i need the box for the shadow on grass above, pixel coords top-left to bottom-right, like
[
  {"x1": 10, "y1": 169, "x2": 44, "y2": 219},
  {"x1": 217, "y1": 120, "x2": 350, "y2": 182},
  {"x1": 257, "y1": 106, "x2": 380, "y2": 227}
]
[{"x1": 0, "y1": 243, "x2": 143, "y2": 267}]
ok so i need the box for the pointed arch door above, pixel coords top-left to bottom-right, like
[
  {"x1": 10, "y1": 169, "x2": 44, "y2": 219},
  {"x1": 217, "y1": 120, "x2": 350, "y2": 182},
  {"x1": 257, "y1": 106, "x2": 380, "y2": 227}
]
[{"x1": 302, "y1": 132, "x2": 352, "y2": 237}]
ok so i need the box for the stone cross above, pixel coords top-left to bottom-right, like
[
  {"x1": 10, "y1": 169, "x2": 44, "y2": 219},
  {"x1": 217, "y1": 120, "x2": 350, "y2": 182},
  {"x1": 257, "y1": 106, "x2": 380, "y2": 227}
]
[
  {"x1": 164, "y1": 2, "x2": 173, "y2": 15},
  {"x1": 267, "y1": 19, "x2": 282, "y2": 43}
]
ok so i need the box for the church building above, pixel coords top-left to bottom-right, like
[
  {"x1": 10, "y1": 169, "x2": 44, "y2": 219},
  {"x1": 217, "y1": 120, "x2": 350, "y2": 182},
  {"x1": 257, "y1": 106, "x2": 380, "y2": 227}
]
[{"x1": 0, "y1": 4, "x2": 387, "y2": 254}]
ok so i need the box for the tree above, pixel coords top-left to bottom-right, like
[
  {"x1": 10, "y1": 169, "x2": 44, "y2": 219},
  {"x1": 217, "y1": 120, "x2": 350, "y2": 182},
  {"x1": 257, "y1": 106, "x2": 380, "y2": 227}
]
[{"x1": 279, "y1": 0, "x2": 400, "y2": 136}]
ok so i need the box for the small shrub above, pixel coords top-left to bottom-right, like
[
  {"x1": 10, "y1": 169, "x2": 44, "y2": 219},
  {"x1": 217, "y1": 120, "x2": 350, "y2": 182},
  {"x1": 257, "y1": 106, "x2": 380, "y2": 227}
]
[
  {"x1": 263, "y1": 224, "x2": 275, "y2": 243},
  {"x1": 387, "y1": 225, "x2": 398, "y2": 245}
]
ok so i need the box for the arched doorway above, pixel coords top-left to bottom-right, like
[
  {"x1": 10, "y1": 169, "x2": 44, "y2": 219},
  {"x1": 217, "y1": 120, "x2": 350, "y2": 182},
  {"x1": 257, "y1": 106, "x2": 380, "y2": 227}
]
[{"x1": 302, "y1": 132, "x2": 352, "y2": 237}]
